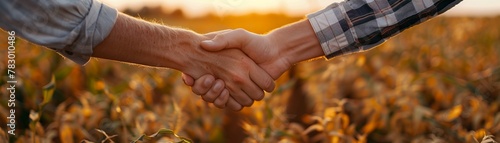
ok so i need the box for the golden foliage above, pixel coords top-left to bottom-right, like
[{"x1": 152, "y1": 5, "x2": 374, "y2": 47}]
[{"x1": 0, "y1": 13, "x2": 499, "y2": 143}]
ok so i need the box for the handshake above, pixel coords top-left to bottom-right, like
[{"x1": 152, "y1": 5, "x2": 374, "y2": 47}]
[
  {"x1": 89, "y1": 14, "x2": 324, "y2": 112},
  {"x1": 1, "y1": 0, "x2": 459, "y2": 111},
  {"x1": 177, "y1": 20, "x2": 324, "y2": 111}
]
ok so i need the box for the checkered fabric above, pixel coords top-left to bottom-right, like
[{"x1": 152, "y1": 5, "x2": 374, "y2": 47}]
[{"x1": 308, "y1": 0, "x2": 462, "y2": 59}]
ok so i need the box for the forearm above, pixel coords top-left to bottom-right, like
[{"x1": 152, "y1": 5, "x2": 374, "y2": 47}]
[
  {"x1": 268, "y1": 20, "x2": 324, "y2": 65},
  {"x1": 92, "y1": 13, "x2": 200, "y2": 71}
]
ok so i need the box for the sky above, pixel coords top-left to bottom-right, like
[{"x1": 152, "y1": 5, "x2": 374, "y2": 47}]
[{"x1": 102, "y1": 0, "x2": 500, "y2": 18}]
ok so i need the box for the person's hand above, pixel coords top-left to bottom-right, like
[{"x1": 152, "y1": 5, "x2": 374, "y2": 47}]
[
  {"x1": 203, "y1": 29, "x2": 293, "y2": 79},
  {"x1": 182, "y1": 29, "x2": 293, "y2": 109},
  {"x1": 183, "y1": 73, "x2": 233, "y2": 108},
  {"x1": 180, "y1": 33, "x2": 276, "y2": 110},
  {"x1": 184, "y1": 21, "x2": 324, "y2": 109}
]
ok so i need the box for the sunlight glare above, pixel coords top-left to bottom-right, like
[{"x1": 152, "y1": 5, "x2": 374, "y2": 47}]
[{"x1": 101, "y1": 0, "x2": 500, "y2": 18}]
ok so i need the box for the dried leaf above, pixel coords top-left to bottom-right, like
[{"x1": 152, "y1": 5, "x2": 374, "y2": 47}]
[
  {"x1": 29, "y1": 110, "x2": 39, "y2": 121},
  {"x1": 303, "y1": 124, "x2": 324, "y2": 135},
  {"x1": 362, "y1": 121, "x2": 377, "y2": 134},
  {"x1": 132, "y1": 128, "x2": 192, "y2": 143},
  {"x1": 95, "y1": 129, "x2": 117, "y2": 143},
  {"x1": 481, "y1": 135, "x2": 497, "y2": 143},
  {"x1": 447, "y1": 105, "x2": 463, "y2": 121},
  {"x1": 60, "y1": 124, "x2": 74, "y2": 143}
]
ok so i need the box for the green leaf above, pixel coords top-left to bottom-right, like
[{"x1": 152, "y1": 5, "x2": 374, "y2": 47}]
[{"x1": 41, "y1": 75, "x2": 56, "y2": 107}]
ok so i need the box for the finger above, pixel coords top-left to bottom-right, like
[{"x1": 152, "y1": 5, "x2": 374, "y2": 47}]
[
  {"x1": 226, "y1": 96, "x2": 243, "y2": 111},
  {"x1": 200, "y1": 29, "x2": 253, "y2": 52},
  {"x1": 239, "y1": 76, "x2": 265, "y2": 103},
  {"x1": 201, "y1": 79, "x2": 225, "y2": 103},
  {"x1": 213, "y1": 89, "x2": 229, "y2": 108},
  {"x1": 191, "y1": 75, "x2": 215, "y2": 95},
  {"x1": 249, "y1": 65, "x2": 276, "y2": 93},
  {"x1": 227, "y1": 86, "x2": 254, "y2": 107},
  {"x1": 181, "y1": 73, "x2": 195, "y2": 86},
  {"x1": 204, "y1": 29, "x2": 232, "y2": 39}
]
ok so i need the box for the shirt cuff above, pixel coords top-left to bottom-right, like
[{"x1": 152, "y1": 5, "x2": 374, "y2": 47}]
[
  {"x1": 307, "y1": 2, "x2": 352, "y2": 59},
  {"x1": 59, "y1": 0, "x2": 117, "y2": 65}
]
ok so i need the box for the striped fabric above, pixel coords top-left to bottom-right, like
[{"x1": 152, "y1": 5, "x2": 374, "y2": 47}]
[{"x1": 308, "y1": 0, "x2": 462, "y2": 59}]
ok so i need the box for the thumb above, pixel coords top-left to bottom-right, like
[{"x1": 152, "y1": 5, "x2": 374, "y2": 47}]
[
  {"x1": 201, "y1": 29, "x2": 251, "y2": 52},
  {"x1": 204, "y1": 29, "x2": 231, "y2": 39},
  {"x1": 181, "y1": 73, "x2": 195, "y2": 86},
  {"x1": 200, "y1": 39, "x2": 228, "y2": 51}
]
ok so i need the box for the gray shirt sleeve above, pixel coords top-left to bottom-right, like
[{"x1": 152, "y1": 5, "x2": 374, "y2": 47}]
[{"x1": 0, "y1": 0, "x2": 118, "y2": 65}]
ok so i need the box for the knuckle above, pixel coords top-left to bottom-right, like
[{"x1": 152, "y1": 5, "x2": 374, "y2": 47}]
[
  {"x1": 215, "y1": 34, "x2": 227, "y2": 40},
  {"x1": 234, "y1": 28, "x2": 247, "y2": 34},
  {"x1": 230, "y1": 74, "x2": 245, "y2": 85},
  {"x1": 192, "y1": 85, "x2": 207, "y2": 95},
  {"x1": 240, "y1": 57, "x2": 252, "y2": 65},
  {"x1": 212, "y1": 80, "x2": 224, "y2": 92},
  {"x1": 214, "y1": 101, "x2": 226, "y2": 109},
  {"x1": 192, "y1": 88, "x2": 203, "y2": 95},
  {"x1": 232, "y1": 105, "x2": 243, "y2": 111},
  {"x1": 242, "y1": 99, "x2": 254, "y2": 107},
  {"x1": 200, "y1": 82, "x2": 210, "y2": 89},
  {"x1": 263, "y1": 78, "x2": 275, "y2": 92},
  {"x1": 254, "y1": 91, "x2": 265, "y2": 101},
  {"x1": 202, "y1": 95, "x2": 216, "y2": 103},
  {"x1": 212, "y1": 94, "x2": 225, "y2": 106},
  {"x1": 215, "y1": 105, "x2": 225, "y2": 109},
  {"x1": 195, "y1": 87, "x2": 207, "y2": 93}
]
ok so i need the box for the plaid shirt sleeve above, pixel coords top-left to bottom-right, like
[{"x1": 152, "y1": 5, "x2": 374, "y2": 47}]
[{"x1": 308, "y1": 0, "x2": 462, "y2": 59}]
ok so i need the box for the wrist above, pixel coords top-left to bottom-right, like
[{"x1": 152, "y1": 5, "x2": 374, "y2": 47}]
[
  {"x1": 93, "y1": 13, "x2": 205, "y2": 73},
  {"x1": 160, "y1": 29, "x2": 205, "y2": 73},
  {"x1": 268, "y1": 20, "x2": 324, "y2": 65}
]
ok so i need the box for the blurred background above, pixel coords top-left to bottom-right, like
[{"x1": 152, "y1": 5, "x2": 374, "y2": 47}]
[{"x1": 1, "y1": 0, "x2": 499, "y2": 142}]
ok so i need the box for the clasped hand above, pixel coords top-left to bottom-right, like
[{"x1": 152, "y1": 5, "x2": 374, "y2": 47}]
[{"x1": 184, "y1": 29, "x2": 293, "y2": 111}]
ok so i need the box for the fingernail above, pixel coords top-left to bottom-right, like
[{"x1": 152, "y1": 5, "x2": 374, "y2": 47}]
[
  {"x1": 182, "y1": 78, "x2": 187, "y2": 85},
  {"x1": 201, "y1": 40, "x2": 214, "y2": 45},
  {"x1": 214, "y1": 81, "x2": 223, "y2": 91},
  {"x1": 204, "y1": 77, "x2": 214, "y2": 87}
]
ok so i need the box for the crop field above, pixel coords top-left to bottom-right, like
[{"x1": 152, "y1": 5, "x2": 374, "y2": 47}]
[{"x1": 1, "y1": 9, "x2": 499, "y2": 142}]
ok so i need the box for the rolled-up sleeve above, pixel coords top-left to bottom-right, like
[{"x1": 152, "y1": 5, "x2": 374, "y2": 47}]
[
  {"x1": 308, "y1": 0, "x2": 462, "y2": 59},
  {"x1": 0, "y1": 0, "x2": 118, "y2": 65}
]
